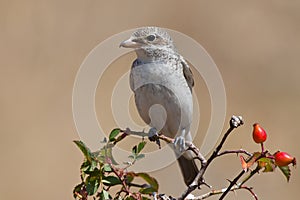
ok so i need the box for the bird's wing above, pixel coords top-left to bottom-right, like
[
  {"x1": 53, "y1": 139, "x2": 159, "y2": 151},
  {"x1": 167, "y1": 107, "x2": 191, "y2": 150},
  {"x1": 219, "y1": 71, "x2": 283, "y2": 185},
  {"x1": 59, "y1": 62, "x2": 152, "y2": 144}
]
[
  {"x1": 181, "y1": 57, "x2": 194, "y2": 92},
  {"x1": 129, "y1": 59, "x2": 140, "y2": 91}
]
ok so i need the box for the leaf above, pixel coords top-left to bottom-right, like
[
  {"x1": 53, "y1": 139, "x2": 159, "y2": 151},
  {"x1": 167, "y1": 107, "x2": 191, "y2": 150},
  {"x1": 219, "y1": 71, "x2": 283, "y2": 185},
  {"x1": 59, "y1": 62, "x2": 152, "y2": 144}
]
[
  {"x1": 136, "y1": 173, "x2": 159, "y2": 192},
  {"x1": 99, "y1": 190, "x2": 110, "y2": 200},
  {"x1": 109, "y1": 128, "x2": 121, "y2": 142},
  {"x1": 128, "y1": 155, "x2": 135, "y2": 160},
  {"x1": 85, "y1": 174, "x2": 100, "y2": 195},
  {"x1": 73, "y1": 182, "x2": 84, "y2": 198},
  {"x1": 279, "y1": 165, "x2": 291, "y2": 182},
  {"x1": 84, "y1": 167, "x2": 100, "y2": 176},
  {"x1": 93, "y1": 144, "x2": 118, "y2": 165},
  {"x1": 132, "y1": 141, "x2": 146, "y2": 156},
  {"x1": 74, "y1": 140, "x2": 93, "y2": 162},
  {"x1": 132, "y1": 145, "x2": 138, "y2": 155},
  {"x1": 136, "y1": 154, "x2": 145, "y2": 160},
  {"x1": 103, "y1": 164, "x2": 112, "y2": 172},
  {"x1": 125, "y1": 173, "x2": 135, "y2": 183},
  {"x1": 102, "y1": 175, "x2": 122, "y2": 186},
  {"x1": 240, "y1": 156, "x2": 248, "y2": 172},
  {"x1": 247, "y1": 152, "x2": 262, "y2": 168},
  {"x1": 137, "y1": 141, "x2": 146, "y2": 154},
  {"x1": 81, "y1": 160, "x2": 97, "y2": 173},
  {"x1": 258, "y1": 157, "x2": 275, "y2": 172},
  {"x1": 139, "y1": 187, "x2": 157, "y2": 195}
]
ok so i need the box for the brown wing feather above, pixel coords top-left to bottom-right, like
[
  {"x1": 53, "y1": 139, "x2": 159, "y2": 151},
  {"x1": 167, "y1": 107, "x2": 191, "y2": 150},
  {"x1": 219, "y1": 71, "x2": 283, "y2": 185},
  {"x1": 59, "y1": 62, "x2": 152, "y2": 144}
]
[{"x1": 181, "y1": 59, "x2": 194, "y2": 92}]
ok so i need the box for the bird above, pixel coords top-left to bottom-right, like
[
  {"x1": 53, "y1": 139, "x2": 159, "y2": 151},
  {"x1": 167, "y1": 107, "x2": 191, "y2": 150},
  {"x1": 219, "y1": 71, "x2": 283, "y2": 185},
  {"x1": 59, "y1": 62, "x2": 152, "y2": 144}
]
[{"x1": 120, "y1": 27, "x2": 198, "y2": 186}]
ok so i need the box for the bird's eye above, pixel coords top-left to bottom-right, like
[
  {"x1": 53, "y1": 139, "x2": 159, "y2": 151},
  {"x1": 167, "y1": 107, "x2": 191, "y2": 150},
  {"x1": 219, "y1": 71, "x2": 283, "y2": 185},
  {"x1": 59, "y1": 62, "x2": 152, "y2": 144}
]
[{"x1": 146, "y1": 34, "x2": 156, "y2": 41}]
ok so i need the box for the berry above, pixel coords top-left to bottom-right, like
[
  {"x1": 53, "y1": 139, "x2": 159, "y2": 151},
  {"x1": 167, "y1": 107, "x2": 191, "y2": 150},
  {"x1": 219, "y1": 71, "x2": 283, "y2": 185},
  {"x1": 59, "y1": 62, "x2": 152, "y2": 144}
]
[
  {"x1": 274, "y1": 151, "x2": 296, "y2": 167},
  {"x1": 252, "y1": 123, "x2": 267, "y2": 144}
]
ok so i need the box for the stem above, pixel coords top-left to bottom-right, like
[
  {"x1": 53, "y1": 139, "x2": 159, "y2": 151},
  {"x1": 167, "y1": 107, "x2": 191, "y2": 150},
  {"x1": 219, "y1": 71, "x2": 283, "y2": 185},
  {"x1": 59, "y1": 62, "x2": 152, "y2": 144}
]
[
  {"x1": 240, "y1": 165, "x2": 260, "y2": 186},
  {"x1": 260, "y1": 142, "x2": 264, "y2": 152},
  {"x1": 219, "y1": 170, "x2": 245, "y2": 200},
  {"x1": 180, "y1": 131, "x2": 233, "y2": 198},
  {"x1": 179, "y1": 115, "x2": 244, "y2": 200},
  {"x1": 219, "y1": 152, "x2": 265, "y2": 199}
]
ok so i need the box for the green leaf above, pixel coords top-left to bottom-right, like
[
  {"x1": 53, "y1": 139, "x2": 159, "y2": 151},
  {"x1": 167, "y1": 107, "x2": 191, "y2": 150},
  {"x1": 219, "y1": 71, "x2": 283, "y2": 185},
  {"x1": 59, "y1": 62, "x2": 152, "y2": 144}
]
[
  {"x1": 102, "y1": 176, "x2": 122, "y2": 186},
  {"x1": 132, "y1": 145, "x2": 138, "y2": 155},
  {"x1": 81, "y1": 160, "x2": 97, "y2": 172},
  {"x1": 125, "y1": 173, "x2": 135, "y2": 183},
  {"x1": 136, "y1": 154, "x2": 145, "y2": 160},
  {"x1": 109, "y1": 128, "x2": 121, "y2": 142},
  {"x1": 93, "y1": 145, "x2": 118, "y2": 165},
  {"x1": 279, "y1": 165, "x2": 291, "y2": 182},
  {"x1": 139, "y1": 187, "x2": 157, "y2": 195},
  {"x1": 73, "y1": 182, "x2": 84, "y2": 198},
  {"x1": 128, "y1": 155, "x2": 135, "y2": 160},
  {"x1": 137, "y1": 141, "x2": 146, "y2": 154},
  {"x1": 84, "y1": 167, "x2": 100, "y2": 176},
  {"x1": 136, "y1": 173, "x2": 159, "y2": 192},
  {"x1": 99, "y1": 190, "x2": 110, "y2": 200},
  {"x1": 258, "y1": 157, "x2": 275, "y2": 172},
  {"x1": 103, "y1": 164, "x2": 112, "y2": 172},
  {"x1": 74, "y1": 140, "x2": 93, "y2": 162},
  {"x1": 85, "y1": 175, "x2": 100, "y2": 195}
]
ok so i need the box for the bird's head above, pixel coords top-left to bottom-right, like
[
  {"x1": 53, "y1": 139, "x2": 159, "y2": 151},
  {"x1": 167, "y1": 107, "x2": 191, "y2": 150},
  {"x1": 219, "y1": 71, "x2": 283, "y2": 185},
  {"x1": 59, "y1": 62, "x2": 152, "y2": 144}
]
[{"x1": 120, "y1": 27, "x2": 175, "y2": 50}]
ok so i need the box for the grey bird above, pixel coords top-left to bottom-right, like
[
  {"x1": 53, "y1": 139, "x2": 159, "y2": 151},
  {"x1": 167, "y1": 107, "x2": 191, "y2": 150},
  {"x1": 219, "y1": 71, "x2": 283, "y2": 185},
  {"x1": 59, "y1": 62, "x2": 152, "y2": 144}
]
[{"x1": 120, "y1": 27, "x2": 198, "y2": 186}]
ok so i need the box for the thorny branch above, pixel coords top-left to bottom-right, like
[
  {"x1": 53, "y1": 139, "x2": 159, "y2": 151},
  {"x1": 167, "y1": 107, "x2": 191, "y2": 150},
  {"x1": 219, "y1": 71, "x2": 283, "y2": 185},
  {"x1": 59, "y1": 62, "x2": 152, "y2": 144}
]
[
  {"x1": 118, "y1": 115, "x2": 261, "y2": 200},
  {"x1": 217, "y1": 149, "x2": 252, "y2": 157},
  {"x1": 194, "y1": 185, "x2": 257, "y2": 200},
  {"x1": 178, "y1": 115, "x2": 244, "y2": 200},
  {"x1": 74, "y1": 113, "x2": 297, "y2": 200}
]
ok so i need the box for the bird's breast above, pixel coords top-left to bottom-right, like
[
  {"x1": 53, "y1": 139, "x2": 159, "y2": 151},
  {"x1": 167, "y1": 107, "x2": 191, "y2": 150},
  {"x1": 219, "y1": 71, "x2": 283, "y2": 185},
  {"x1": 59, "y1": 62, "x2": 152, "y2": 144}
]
[{"x1": 130, "y1": 62, "x2": 193, "y2": 136}]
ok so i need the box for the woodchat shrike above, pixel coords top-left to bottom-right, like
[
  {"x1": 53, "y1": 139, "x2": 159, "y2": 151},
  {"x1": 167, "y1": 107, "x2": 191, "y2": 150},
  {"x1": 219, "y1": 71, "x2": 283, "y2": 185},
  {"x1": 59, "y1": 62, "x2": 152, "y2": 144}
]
[{"x1": 120, "y1": 27, "x2": 198, "y2": 186}]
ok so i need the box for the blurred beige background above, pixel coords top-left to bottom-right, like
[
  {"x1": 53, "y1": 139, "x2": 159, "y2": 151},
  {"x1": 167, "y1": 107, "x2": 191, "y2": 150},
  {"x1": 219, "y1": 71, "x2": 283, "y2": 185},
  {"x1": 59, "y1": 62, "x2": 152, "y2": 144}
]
[{"x1": 1, "y1": 0, "x2": 299, "y2": 199}]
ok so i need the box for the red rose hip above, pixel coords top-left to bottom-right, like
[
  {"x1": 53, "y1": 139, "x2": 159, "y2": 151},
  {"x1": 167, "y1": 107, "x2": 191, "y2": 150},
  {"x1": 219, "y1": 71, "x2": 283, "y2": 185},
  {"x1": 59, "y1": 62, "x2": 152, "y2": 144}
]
[
  {"x1": 252, "y1": 123, "x2": 267, "y2": 144},
  {"x1": 274, "y1": 151, "x2": 296, "y2": 167}
]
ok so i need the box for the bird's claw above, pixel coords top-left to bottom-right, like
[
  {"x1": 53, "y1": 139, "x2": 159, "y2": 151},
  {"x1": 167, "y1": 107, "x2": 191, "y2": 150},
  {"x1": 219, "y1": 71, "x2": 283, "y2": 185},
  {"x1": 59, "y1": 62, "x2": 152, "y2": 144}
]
[
  {"x1": 148, "y1": 128, "x2": 161, "y2": 149},
  {"x1": 173, "y1": 136, "x2": 187, "y2": 155}
]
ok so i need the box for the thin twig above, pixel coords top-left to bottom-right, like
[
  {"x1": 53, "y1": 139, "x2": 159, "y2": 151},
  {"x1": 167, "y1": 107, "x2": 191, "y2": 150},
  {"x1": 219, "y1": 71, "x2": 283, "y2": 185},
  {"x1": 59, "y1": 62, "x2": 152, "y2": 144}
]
[
  {"x1": 240, "y1": 186, "x2": 258, "y2": 200},
  {"x1": 217, "y1": 149, "x2": 252, "y2": 157},
  {"x1": 191, "y1": 185, "x2": 257, "y2": 200}
]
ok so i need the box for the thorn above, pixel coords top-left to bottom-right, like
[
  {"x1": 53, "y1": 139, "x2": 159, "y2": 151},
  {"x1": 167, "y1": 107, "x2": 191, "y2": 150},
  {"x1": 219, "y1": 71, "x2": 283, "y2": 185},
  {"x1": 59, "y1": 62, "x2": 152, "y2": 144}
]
[
  {"x1": 226, "y1": 179, "x2": 233, "y2": 184},
  {"x1": 202, "y1": 181, "x2": 212, "y2": 189}
]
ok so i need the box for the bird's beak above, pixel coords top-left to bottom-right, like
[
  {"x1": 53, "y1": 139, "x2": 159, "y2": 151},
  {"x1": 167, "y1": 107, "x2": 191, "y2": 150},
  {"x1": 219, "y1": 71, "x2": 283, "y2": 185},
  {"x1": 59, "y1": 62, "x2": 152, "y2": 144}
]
[{"x1": 119, "y1": 38, "x2": 142, "y2": 48}]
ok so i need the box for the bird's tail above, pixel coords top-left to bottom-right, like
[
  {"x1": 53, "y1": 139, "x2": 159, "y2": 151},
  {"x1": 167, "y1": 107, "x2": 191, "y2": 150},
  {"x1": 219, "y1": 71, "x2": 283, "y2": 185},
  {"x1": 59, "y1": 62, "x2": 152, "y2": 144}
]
[{"x1": 177, "y1": 155, "x2": 199, "y2": 186}]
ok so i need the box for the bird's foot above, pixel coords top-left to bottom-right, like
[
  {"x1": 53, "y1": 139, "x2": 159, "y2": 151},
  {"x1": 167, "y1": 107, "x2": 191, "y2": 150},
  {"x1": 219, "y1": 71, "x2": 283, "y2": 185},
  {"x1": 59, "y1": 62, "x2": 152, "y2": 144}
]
[
  {"x1": 173, "y1": 136, "x2": 188, "y2": 155},
  {"x1": 148, "y1": 128, "x2": 161, "y2": 149}
]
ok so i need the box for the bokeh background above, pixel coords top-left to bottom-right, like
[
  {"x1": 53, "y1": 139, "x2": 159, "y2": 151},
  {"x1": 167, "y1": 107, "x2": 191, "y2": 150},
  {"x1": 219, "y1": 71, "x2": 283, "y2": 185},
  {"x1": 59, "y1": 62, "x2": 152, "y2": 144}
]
[{"x1": 1, "y1": 0, "x2": 299, "y2": 199}]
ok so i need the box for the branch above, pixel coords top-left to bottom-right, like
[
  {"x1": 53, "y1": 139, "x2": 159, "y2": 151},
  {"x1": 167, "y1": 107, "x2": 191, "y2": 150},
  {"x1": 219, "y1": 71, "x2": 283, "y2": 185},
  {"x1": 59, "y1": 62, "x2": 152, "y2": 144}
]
[
  {"x1": 120, "y1": 116, "x2": 245, "y2": 200},
  {"x1": 219, "y1": 153, "x2": 263, "y2": 199},
  {"x1": 108, "y1": 162, "x2": 141, "y2": 199},
  {"x1": 217, "y1": 149, "x2": 252, "y2": 157},
  {"x1": 192, "y1": 185, "x2": 257, "y2": 200},
  {"x1": 179, "y1": 115, "x2": 244, "y2": 200}
]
